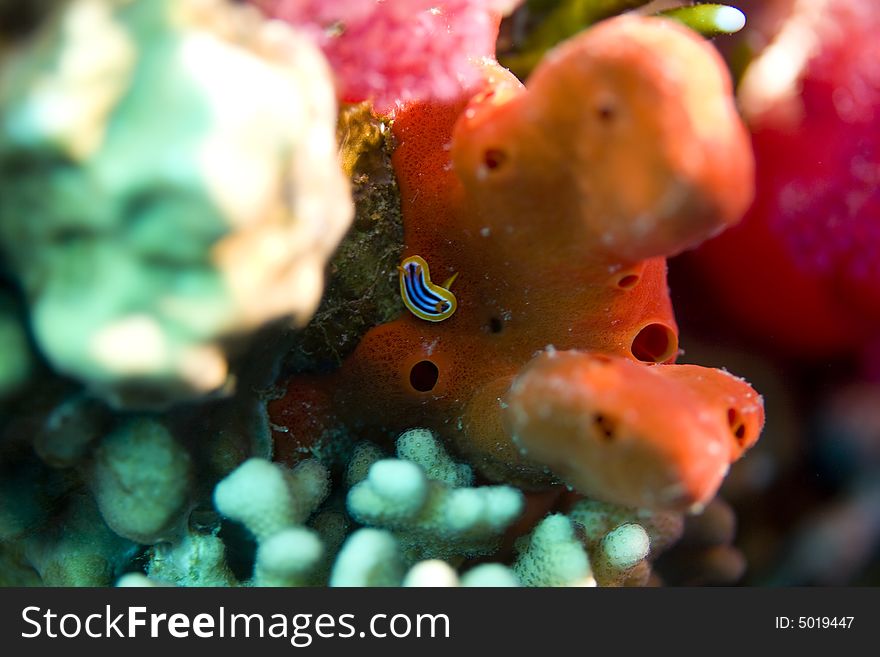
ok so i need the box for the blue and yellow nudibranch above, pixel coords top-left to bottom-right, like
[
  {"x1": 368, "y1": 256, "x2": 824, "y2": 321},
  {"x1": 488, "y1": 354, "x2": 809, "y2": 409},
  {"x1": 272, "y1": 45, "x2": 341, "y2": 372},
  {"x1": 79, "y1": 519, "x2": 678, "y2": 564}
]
[{"x1": 399, "y1": 255, "x2": 458, "y2": 322}]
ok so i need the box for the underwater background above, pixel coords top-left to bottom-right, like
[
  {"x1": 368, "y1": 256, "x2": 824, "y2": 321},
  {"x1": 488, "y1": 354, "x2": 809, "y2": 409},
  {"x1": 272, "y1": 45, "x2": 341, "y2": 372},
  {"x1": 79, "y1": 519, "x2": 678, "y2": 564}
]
[{"x1": 0, "y1": 0, "x2": 877, "y2": 587}]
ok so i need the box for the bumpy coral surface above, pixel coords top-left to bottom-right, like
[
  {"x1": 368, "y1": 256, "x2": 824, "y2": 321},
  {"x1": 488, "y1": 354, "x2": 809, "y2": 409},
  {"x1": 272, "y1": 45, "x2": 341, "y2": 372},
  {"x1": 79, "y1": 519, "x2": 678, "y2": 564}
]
[
  {"x1": 0, "y1": 0, "x2": 352, "y2": 406},
  {"x1": 254, "y1": 0, "x2": 520, "y2": 112},
  {"x1": 346, "y1": 429, "x2": 524, "y2": 562},
  {"x1": 122, "y1": 427, "x2": 683, "y2": 587},
  {"x1": 270, "y1": 15, "x2": 763, "y2": 514}
]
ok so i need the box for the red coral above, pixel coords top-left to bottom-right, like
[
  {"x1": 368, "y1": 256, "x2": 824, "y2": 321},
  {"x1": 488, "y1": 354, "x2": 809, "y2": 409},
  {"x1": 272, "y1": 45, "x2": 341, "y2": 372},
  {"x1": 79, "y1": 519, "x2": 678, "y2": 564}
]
[
  {"x1": 269, "y1": 16, "x2": 762, "y2": 512},
  {"x1": 254, "y1": 0, "x2": 516, "y2": 112}
]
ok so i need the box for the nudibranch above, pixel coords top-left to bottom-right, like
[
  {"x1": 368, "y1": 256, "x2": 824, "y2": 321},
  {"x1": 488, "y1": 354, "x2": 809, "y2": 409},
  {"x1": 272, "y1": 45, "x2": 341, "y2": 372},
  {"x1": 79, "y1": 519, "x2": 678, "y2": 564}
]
[
  {"x1": 269, "y1": 15, "x2": 761, "y2": 513},
  {"x1": 399, "y1": 256, "x2": 458, "y2": 322}
]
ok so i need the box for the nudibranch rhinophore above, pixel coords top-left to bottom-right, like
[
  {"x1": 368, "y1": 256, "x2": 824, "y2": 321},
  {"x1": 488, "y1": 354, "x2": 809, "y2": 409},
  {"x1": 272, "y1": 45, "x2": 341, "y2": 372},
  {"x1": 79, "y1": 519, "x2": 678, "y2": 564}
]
[{"x1": 269, "y1": 15, "x2": 762, "y2": 513}]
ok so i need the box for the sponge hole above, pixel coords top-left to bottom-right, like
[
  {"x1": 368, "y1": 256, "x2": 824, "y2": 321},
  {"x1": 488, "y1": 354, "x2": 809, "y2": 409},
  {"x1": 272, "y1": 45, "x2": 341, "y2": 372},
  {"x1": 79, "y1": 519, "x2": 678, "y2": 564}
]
[
  {"x1": 727, "y1": 407, "x2": 747, "y2": 445},
  {"x1": 483, "y1": 148, "x2": 508, "y2": 171},
  {"x1": 616, "y1": 273, "x2": 640, "y2": 289},
  {"x1": 409, "y1": 360, "x2": 439, "y2": 392},
  {"x1": 630, "y1": 323, "x2": 677, "y2": 363},
  {"x1": 593, "y1": 414, "x2": 617, "y2": 442}
]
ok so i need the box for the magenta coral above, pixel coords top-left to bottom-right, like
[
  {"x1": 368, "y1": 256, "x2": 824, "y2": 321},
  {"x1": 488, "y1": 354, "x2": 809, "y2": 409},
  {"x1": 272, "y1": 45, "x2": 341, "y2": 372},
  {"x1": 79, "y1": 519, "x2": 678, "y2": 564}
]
[
  {"x1": 693, "y1": 0, "x2": 880, "y2": 355},
  {"x1": 254, "y1": 0, "x2": 518, "y2": 112}
]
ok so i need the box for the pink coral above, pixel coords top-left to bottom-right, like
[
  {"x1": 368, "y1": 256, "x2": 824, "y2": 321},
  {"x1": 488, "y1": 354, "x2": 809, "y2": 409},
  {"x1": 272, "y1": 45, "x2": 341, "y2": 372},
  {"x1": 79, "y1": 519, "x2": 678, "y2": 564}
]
[
  {"x1": 693, "y1": 0, "x2": 880, "y2": 354},
  {"x1": 254, "y1": 0, "x2": 518, "y2": 112}
]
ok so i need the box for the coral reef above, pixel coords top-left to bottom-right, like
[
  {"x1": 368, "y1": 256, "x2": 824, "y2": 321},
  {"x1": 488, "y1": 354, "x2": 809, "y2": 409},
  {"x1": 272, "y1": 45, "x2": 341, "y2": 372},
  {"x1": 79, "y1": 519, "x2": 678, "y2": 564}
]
[
  {"x1": 270, "y1": 14, "x2": 763, "y2": 514},
  {"x1": 0, "y1": 1, "x2": 776, "y2": 589},
  {"x1": 22, "y1": 493, "x2": 137, "y2": 586}
]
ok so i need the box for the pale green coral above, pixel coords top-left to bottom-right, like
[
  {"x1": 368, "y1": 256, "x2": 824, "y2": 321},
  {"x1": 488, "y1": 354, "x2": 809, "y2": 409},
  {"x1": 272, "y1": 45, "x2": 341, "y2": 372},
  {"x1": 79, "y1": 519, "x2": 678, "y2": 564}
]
[
  {"x1": 214, "y1": 458, "x2": 329, "y2": 543},
  {"x1": 349, "y1": 459, "x2": 429, "y2": 522},
  {"x1": 254, "y1": 527, "x2": 324, "y2": 587},
  {"x1": 0, "y1": 0, "x2": 352, "y2": 407},
  {"x1": 7, "y1": 406, "x2": 690, "y2": 589},
  {"x1": 212, "y1": 457, "x2": 329, "y2": 586},
  {"x1": 0, "y1": 543, "x2": 42, "y2": 586},
  {"x1": 591, "y1": 523, "x2": 651, "y2": 586},
  {"x1": 404, "y1": 560, "x2": 520, "y2": 587},
  {"x1": 344, "y1": 441, "x2": 385, "y2": 487},
  {"x1": 568, "y1": 498, "x2": 684, "y2": 557},
  {"x1": 396, "y1": 427, "x2": 473, "y2": 487},
  {"x1": 347, "y1": 430, "x2": 524, "y2": 562},
  {"x1": 567, "y1": 498, "x2": 683, "y2": 586},
  {"x1": 90, "y1": 416, "x2": 192, "y2": 544},
  {"x1": 126, "y1": 457, "x2": 332, "y2": 588},
  {"x1": 330, "y1": 528, "x2": 404, "y2": 587},
  {"x1": 402, "y1": 558, "x2": 460, "y2": 586},
  {"x1": 513, "y1": 514, "x2": 594, "y2": 587},
  {"x1": 116, "y1": 572, "x2": 163, "y2": 587},
  {"x1": 460, "y1": 563, "x2": 520, "y2": 587},
  {"x1": 603, "y1": 523, "x2": 651, "y2": 569},
  {"x1": 146, "y1": 529, "x2": 235, "y2": 587}
]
